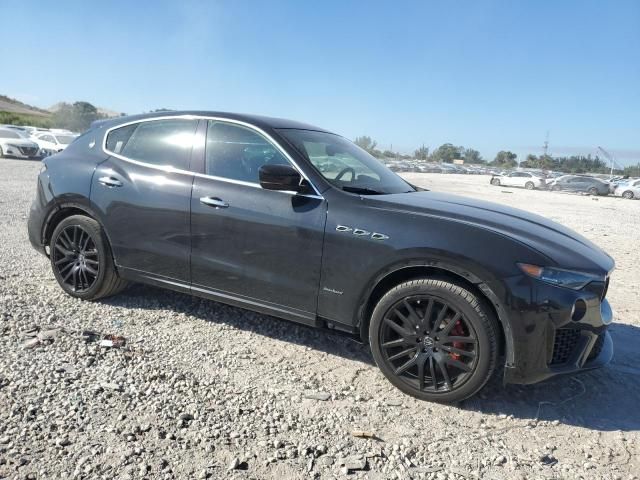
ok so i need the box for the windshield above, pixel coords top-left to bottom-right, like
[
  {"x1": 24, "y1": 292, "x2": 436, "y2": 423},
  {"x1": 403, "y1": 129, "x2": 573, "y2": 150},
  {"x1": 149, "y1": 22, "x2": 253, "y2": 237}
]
[
  {"x1": 278, "y1": 129, "x2": 415, "y2": 195},
  {"x1": 55, "y1": 135, "x2": 76, "y2": 144},
  {"x1": 0, "y1": 130, "x2": 21, "y2": 139}
]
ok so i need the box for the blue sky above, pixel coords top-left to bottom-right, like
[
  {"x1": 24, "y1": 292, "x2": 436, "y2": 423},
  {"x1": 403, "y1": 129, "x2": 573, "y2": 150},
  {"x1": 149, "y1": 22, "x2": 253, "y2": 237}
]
[{"x1": 1, "y1": 0, "x2": 638, "y2": 164}]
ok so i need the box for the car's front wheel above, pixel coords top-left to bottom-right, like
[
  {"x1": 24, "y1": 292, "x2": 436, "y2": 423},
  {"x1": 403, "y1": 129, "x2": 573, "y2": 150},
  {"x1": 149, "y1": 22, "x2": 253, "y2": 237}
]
[
  {"x1": 622, "y1": 190, "x2": 634, "y2": 199},
  {"x1": 50, "y1": 215, "x2": 127, "y2": 300},
  {"x1": 369, "y1": 278, "x2": 499, "y2": 403}
]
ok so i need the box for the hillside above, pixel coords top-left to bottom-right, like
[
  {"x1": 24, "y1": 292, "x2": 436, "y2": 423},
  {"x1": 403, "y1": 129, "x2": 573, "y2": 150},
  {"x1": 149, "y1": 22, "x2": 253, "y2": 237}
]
[
  {"x1": 0, "y1": 95, "x2": 51, "y2": 117},
  {"x1": 49, "y1": 102, "x2": 122, "y2": 119}
]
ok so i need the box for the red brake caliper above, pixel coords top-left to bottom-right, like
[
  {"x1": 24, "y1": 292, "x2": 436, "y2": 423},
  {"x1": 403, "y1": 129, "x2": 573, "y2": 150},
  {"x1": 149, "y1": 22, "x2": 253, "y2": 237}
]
[{"x1": 449, "y1": 320, "x2": 465, "y2": 361}]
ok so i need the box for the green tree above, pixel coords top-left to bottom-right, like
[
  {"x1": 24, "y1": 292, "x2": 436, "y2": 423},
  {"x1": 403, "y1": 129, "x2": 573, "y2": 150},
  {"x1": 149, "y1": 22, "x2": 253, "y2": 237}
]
[
  {"x1": 52, "y1": 101, "x2": 103, "y2": 132},
  {"x1": 430, "y1": 143, "x2": 463, "y2": 163},
  {"x1": 354, "y1": 136, "x2": 378, "y2": 155},
  {"x1": 463, "y1": 148, "x2": 483, "y2": 164},
  {"x1": 414, "y1": 145, "x2": 429, "y2": 161},
  {"x1": 491, "y1": 151, "x2": 518, "y2": 168}
]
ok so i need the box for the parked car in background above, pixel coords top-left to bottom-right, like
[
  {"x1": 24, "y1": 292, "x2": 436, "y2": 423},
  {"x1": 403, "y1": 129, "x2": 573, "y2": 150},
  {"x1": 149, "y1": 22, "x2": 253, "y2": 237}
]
[
  {"x1": 613, "y1": 179, "x2": 640, "y2": 199},
  {"x1": 548, "y1": 175, "x2": 610, "y2": 196},
  {"x1": 32, "y1": 132, "x2": 78, "y2": 154},
  {"x1": 0, "y1": 128, "x2": 42, "y2": 159},
  {"x1": 490, "y1": 171, "x2": 546, "y2": 190},
  {"x1": 609, "y1": 177, "x2": 637, "y2": 194}
]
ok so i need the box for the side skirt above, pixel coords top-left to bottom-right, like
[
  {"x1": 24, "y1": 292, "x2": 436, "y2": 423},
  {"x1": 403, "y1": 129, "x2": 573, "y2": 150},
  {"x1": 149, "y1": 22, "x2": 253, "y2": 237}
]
[{"x1": 117, "y1": 266, "x2": 323, "y2": 328}]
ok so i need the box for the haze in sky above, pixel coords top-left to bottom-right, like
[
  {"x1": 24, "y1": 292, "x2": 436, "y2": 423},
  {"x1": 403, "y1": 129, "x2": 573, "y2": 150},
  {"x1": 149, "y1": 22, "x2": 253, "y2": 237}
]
[{"x1": 1, "y1": 0, "x2": 638, "y2": 164}]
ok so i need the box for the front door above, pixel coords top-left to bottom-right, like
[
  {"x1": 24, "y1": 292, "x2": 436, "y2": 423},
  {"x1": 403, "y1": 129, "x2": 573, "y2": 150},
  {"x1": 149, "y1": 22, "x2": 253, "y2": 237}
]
[
  {"x1": 190, "y1": 120, "x2": 326, "y2": 322},
  {"x1": 91, "y1": 118, "x2": 199, "y2": 283}
]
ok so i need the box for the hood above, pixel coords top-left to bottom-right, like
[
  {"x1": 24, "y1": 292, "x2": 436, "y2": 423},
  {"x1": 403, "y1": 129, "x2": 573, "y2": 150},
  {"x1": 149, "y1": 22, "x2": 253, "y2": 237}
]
[{"x1": 367, "y1": 191, "x2": 615, "y2": 275}]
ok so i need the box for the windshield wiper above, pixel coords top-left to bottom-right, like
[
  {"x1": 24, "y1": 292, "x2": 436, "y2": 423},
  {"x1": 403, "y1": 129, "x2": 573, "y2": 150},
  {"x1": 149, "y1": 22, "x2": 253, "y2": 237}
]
[{"x1": 341, "y1": 186, "x2": 386, "y2": 195}]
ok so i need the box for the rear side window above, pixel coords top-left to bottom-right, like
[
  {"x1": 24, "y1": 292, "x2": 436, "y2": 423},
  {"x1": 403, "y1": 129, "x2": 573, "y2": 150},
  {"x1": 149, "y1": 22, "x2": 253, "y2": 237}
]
[
  {"x1": 105, "y1": 124, "x2": 137, "y2": 154},
  {"x1": 107, "y1": 119, "x2": 199, "y2": 170}
]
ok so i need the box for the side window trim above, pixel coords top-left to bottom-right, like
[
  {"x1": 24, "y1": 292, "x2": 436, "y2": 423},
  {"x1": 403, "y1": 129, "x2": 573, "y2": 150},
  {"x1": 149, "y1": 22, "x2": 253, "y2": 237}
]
[{"x1": 101, "y1": 115, "x2": 322, "y2": 197}]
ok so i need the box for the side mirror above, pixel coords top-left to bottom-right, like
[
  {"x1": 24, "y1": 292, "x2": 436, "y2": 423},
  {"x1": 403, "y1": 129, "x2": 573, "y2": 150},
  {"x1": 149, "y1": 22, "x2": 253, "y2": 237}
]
[{"x1": 259, "y1": 164, "x2": 307, "y2": 192}]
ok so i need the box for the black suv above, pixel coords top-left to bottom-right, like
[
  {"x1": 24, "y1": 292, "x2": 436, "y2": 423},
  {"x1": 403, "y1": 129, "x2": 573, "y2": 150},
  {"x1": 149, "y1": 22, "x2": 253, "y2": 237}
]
[{"x1": 28, "y1": 112, "x2": 614, "y2": 402}]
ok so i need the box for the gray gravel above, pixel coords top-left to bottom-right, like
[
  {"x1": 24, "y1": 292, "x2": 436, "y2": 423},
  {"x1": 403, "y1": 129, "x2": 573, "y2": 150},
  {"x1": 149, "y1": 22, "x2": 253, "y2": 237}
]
[{"x1": 1, "y1": 159, "x2": 639, "y2": 479}]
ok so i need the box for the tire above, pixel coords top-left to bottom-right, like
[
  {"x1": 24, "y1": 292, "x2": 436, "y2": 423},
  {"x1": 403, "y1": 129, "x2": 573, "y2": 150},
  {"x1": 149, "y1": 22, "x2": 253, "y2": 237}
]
[
  {"x1": 525, "y1": 181, "x2": 535, "y2": 190},
  {"x1": 0, "y1": 146, "x2": 4, "y2": 158},
  {"x1": 369, "y1": 278, "x2": 499, "y2": 403},
  {"x1": 50, "y1": 215, "x2": 127, "y2": 300},
  {"x1": 490, "y1": 178, "x2": 500, "y2": 186},
  {"x1": 622, "y1": 190, "x2": 634, "y2": 199},
  {"x1": 589, "y1": 187, "x2": 598, "y2": 196}
]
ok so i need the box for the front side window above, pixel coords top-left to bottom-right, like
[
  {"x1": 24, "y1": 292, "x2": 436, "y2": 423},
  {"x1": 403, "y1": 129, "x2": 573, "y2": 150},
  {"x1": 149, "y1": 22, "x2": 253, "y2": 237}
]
[
  {"x1": 278, "y1": 129, "x2": 414, "y2": 195},
  {"x1": 205, "y1": 121, "x2": 290, "y2": 183},
  {"x1": 106, "y1": 119, "x2": 198, "y2": 170}
]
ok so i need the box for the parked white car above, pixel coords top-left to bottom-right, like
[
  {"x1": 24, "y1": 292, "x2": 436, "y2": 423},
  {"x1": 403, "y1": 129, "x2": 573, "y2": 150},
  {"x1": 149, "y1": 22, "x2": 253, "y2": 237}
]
[
  {"x1": 32, "y1": 132, "x2": 78, "y2": 154},
  {"x1": 490, "y1": 171, "x2": 546, "y2": 190},
  {"x1": 613, "y1": 179, "x2": 640, "y2": 199},
  {"x1": 0, "y1": 128, "x2": 42, "y2": 159}
]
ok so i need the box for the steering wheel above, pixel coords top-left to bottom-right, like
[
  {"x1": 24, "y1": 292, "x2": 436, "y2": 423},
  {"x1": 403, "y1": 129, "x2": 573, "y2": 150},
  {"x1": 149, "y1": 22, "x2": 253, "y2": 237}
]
[{"x1": 335, "y1": 167, "x2": 356, "y2": 182}]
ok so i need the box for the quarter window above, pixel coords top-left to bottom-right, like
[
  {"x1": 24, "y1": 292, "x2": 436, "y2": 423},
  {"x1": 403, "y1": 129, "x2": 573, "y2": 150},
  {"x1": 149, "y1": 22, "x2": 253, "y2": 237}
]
[
  {"x1": 107, "y1": 119, "x2": 199, "y2": 170},
  {"x1": 205, "y1": 121, "x2": 290, "y2": 183}
]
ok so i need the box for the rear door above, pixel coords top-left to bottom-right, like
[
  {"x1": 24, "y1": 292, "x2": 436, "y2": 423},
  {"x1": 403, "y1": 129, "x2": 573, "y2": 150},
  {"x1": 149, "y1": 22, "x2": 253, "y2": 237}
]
[
  {"x1": 91, "y1": 117, "x2": 199, "y2": 283},
  {"x1": 189, "y1": 120, "x2": 326, "y2": 322}
]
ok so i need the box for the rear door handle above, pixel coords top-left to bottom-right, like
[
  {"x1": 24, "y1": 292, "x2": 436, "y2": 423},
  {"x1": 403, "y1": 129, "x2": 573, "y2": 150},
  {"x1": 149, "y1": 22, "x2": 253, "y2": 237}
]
[
  {"x1": 98, "y1": 176, "x2": 123, "y2": 188},
  {"x1": 200, "y1": 196, "x2": 229, "y2": 208}
]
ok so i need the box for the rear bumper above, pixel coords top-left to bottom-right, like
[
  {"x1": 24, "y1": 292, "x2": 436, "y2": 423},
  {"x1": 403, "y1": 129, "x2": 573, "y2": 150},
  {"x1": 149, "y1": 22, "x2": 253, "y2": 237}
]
[{"x1": 502, "y1": 276, "x2": 614, "y2": 385}]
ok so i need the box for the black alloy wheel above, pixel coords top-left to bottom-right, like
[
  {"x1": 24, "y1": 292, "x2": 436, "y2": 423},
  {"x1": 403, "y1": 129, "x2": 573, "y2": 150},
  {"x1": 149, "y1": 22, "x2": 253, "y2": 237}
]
[
  {"x1": 370, "y1": 279, "x2": 499, "y2": 403},
  {"x1": 379, "y1": 296, "x2": 478, "y2": 392},
  {"x1": 52, "y1": 224, "x2": 100, "y2": 293},
  {"x1": 49, "y1": 215, "x2": 127, "y2": 300},
  {"x1": 623, "y1": 190, "x2": 634, "y2": 199}
]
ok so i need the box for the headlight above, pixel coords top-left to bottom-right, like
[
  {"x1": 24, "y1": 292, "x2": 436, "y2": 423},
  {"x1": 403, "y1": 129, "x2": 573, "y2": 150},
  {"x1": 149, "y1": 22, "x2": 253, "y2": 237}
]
[{"x1": 517, "y1": 263, "x2": 602, "y2": 290}]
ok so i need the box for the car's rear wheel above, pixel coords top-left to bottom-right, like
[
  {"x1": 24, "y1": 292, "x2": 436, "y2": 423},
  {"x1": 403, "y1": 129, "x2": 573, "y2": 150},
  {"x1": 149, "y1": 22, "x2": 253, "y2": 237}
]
[
  {"x1": 50, "y1": 215, "x2": 127, "y2": 300},
  {"x1": 589, "y1": 187, "x2": 598, "y2": 196},
  {"x1": 0, "y1": 146, "x2": 4, "y2": 158},
  {"x1": 525, "y1": 181, "x2": 535, "y2": 190},
  {"x1": 622, "y1": 190, "x2": 634, "y2": 199},
  {"x1": 369, "y1": 278, "x2": 499, "y2": 403},
  {"x1": 490, "y1": 178, "x2": 500, "y2": 186}
]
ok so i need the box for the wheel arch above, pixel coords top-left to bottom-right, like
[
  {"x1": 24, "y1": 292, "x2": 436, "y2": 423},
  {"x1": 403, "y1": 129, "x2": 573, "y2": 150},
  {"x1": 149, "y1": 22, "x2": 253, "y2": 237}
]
[
  {"x1": 43, "y1": 202, "x2": 113, "y2": 251},
  {"x1": 357, "y1": 262, "x2": 515, "y2": 367}
]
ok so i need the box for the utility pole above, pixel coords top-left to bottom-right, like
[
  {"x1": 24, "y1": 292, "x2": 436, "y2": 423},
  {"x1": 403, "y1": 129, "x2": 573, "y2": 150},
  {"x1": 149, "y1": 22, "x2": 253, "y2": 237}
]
[{"x1": 543, "y1": 131, "x2": 550, "y2": 157}]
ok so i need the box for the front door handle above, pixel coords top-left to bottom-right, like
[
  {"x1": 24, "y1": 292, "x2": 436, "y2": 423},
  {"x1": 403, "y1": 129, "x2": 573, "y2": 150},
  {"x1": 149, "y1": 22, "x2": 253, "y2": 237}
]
[
  {"x1": 200, "y1": 196, "x2": 229, "y2": 209},
  {"x1": 98, "y1": 176, "x2": 123, "y2": 188}
]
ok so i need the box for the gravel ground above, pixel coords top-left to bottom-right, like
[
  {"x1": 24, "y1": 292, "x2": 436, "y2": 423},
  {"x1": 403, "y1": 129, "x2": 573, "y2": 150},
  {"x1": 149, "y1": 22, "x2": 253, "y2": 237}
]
[{"x1": 1, "y1": 159, "x2": 639, "y2": 480}]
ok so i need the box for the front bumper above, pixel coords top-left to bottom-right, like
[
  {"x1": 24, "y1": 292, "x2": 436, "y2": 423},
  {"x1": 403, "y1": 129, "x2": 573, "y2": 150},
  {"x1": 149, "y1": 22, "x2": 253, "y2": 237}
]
[
  {"x1": 3, "y1": 145, "x2": 43, "y2": 159},
  {"x1": 502, "y1": 276, "x2": 613, "y2": 385}
]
